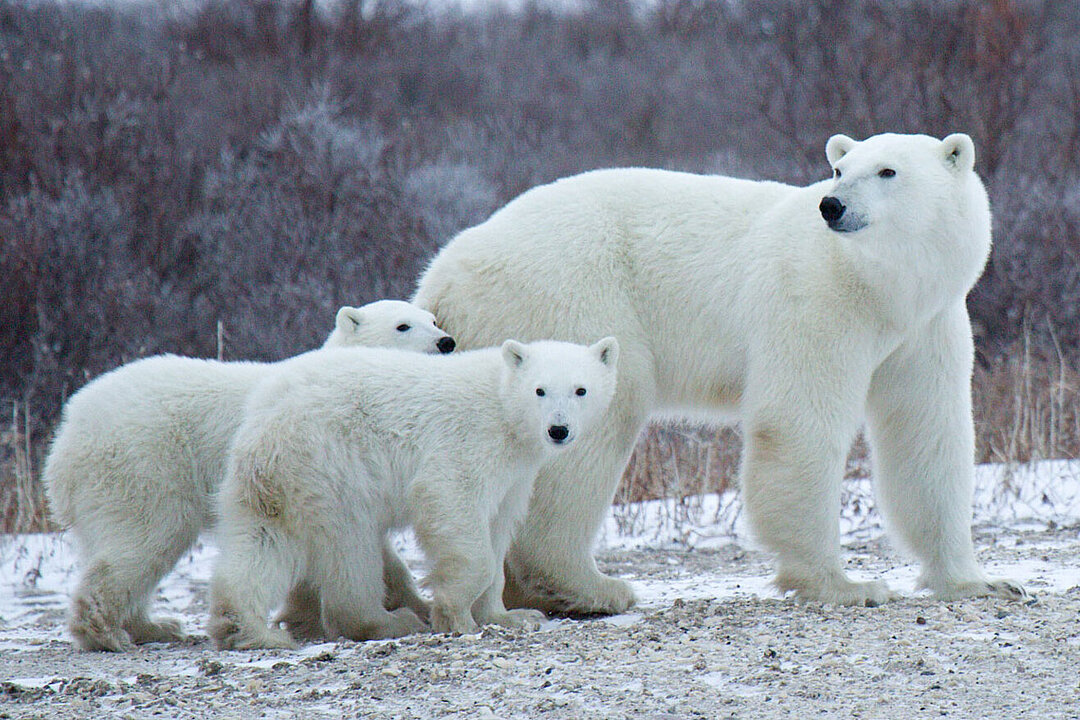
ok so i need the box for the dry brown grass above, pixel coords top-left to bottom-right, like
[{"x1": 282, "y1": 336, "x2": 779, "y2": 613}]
[
  {"x1": 1, "y1": 401, "x2": 52, "y2": 534},
  {"x1": 973, "y1": 333, "x2": 1080, "y2": 465}
]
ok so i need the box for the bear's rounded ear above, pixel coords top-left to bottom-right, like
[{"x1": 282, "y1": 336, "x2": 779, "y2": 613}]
[
  {"x1": 501, "y1": 339, "x2": 528, "y2": 369},
  {"x1": 825, "y1": 134, "x2": 856, "y2": 166},
  {"x1": 591, "y1": 336, "x2": 619, "y2": 369},
  {"x1": 335, "y1": 306, "x2": 364, "y2": 333},
  {"x1": 941, "y1": 133, "x2": 975, "y2": 173}
]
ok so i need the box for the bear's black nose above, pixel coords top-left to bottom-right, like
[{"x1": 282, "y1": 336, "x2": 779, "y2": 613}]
[
  {"x1": 437, "y1": 336, "x2": 456, "y2": 354},
  {"x1": 548, "y1": 425, "x2": 569, "y2": 442},
  {"x1": 819, "y1": 196, "x2": 846, "y2": 225}
]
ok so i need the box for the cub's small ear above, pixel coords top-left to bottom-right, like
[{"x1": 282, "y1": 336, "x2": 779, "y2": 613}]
[
  {"x1": 942, "y1": 133, "x2": 975, "y2": 173},
  {"x1": 591, "y1": 336, "x2": 620, "y2": 369},
  {"x1": 826, "y1": 134, "x2": 857, "y2": 165},
  {"x1": 501, "y1": 339, "x2": 528, "y2": 369},
  {"x1": 335, "y1": 306, "x2": 364, "y2": 333}
]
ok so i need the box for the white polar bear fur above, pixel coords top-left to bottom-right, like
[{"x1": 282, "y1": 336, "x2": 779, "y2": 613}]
[
  {"x1": 414, "y1": 132, "x2": 1027, "y2": 611},
  {"x1": 207, "y1": 338, "x2": 618, "y2": 650},
  {"x1": 44, "y1": 300, "x2": 454, "y2": 652}
]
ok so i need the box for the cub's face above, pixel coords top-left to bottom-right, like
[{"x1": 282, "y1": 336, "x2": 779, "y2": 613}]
[
  {"x1": 819, "y1": 132, "x2": 977, "y2": 234},
  {"x1": 501, "y1": 337, "x2": 619, "y2": 450},
  {"x1": 325, "y1": 300, "x2": 456, "y2": 354}
]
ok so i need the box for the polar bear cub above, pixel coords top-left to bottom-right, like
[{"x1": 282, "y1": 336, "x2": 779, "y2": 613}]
[
  {"x1": 208, "y1": 337, "x2": 619, "y2": 650},
  {"x1": 44, "y1": 300, "x2": 454, "y2": 652}
]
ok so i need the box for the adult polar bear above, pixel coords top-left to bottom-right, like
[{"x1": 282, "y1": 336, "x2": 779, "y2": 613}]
[{"x1": 414, "y1": 132, "x2": 1027, "y2": 612}]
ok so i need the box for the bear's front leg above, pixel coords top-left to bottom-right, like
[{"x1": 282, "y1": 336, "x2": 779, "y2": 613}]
[
  {"x1": 741, "y1": 342, "x2": 895, "y2": 607},
  {"x1": 866, "y1": 304, "x2": 1027, "y2": 601}
]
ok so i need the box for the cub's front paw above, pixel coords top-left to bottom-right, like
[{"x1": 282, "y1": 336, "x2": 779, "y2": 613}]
[
  {"x1": 431, "y1": 605, "x2": 480, "y2": 635},
  {"x1": 485, "y1": 608, "x2": 546, "y2": 631}
]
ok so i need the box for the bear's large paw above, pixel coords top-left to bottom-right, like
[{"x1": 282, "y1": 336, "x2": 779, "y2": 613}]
[
  {"x1": 776, "y1": 571, "x2": 897, "y2": 607},
  {"x1": 930, "y1": 577, "x2": 1029, "y2": 602}
]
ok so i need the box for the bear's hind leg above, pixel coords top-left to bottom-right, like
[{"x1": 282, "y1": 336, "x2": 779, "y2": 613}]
[
  {"x1": 69, "y1": 532, "x2": 193, "y2": 651},
  {"x1": 208, "y1": 523, "x2": 299, "y2": 650},
  {"x1": 382, "y1": 539, "x2": 430, "y2": 621},
  {"x1": 316, "y1": 538, "x2": 426, "y2": 642},
  {"x1": 274, "y1": 580, "x2": 326, "y2": 641},
  {"x1": 65, "y1": 478, "x2": 202, "y2": 650},
  {"x1": 69, "y1": 559, "x2": 139, "y2": 652}
]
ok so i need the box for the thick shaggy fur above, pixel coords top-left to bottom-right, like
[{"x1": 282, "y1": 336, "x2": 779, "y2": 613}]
[
  {"x1": 208, "y1": 339, "x2": 617, "y2": 649},
  {"x1": 44, "y1": 300, "x2": 453, "y2": 651},
  {"x1": 414, "y1": 133, "x2": 1027, "y2": 612}
]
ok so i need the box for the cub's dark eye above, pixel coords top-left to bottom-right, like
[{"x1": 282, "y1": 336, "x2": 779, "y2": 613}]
[
  {"x1": 879, "y1": 168, "x2": 896, "y2": 178},
  {"x1": 535, "y1": 388, "x2": 545, "y2": 397},
  {"x1": 575, "y1": 387, "x2": 587, "y2": 396},
  {"x1": 396, "y1": 324, "x2": 410, "y2": 332},
  {"x1": 833, "y1": 168, "x2": 841, "y2": 178}
]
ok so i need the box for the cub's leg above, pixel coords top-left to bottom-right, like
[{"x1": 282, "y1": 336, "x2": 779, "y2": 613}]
[
  {"x1": 473, "y1": 479, "x2": 545, "y2": 630},
  {"x1": 411, "y1": 474, "x2": 498, "y2": 634},
  {"x1": 275, "y1": 580, "x2": 324, "y2": 641},
  {"x1": 314, "y1": 532, "x2": 427, "y2": 642},
  {"x1": 208, "y1": 518, "x2": 299, "y2": 650},
  {"x1": 382, "y1": 539, "x2": 430, "y2": 620},
  {"x1": 275, "y1": 539, "x2": 429, "y2": 641},
  {"x1": 69, "y1": 514, "x2": 197, "y2": 651}
]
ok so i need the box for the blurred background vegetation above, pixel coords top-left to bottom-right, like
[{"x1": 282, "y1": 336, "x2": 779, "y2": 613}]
[{"x1": 3, "y1": 0, "x2": 1079, "y2": 532}]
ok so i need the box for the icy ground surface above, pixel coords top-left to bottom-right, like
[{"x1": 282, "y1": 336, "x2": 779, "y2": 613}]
[{"x1": 2, "y1": 462, "x2": 1079, "y2": 719}]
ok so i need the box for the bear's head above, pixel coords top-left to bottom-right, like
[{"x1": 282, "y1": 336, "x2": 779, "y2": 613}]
[
  {"x1": 323, "y1": 300, "x2": 456, "y2": 354},
  {"x1": 500, "y1": 337, "x2": 619, "y2": 451},
  {"x1": 819, "y1": 132, "x2": 981, "y2": 234}
]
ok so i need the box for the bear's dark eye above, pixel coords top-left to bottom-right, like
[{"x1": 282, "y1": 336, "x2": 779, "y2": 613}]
[
  {"x1": 536, "y1": 388, "x2": 545, "y2": 397},
  {"x1": 396, "y1": 324, "x2": 410, "y2": 332},
  {"x1": 834, "y1": 168, "x2": 841, "y2": 178},
  {"x1": 879, "y1": 168, "x2": 896, "y2": 178},
  {"x1": 575, "y1": 387, "x2": 587, "y2": 397}
]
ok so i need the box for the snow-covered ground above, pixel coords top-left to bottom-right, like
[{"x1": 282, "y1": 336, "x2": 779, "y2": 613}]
[{"x1": 2, "y1": 461, "x2": 1079, "y2": 718}]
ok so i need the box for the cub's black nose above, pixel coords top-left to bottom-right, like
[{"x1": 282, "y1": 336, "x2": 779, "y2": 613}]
[
  {"x1": 548, "y1": 425, "x2": 569, "y2": 442},
  {"x1": 437, "y1": 336, "x2": 456, "y2": 354},
  {"x1": 819, "y1": 196, "x2": 846, "y2": 225}
]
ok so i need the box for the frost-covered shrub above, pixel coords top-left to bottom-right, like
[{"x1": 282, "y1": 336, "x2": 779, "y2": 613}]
[{"x1": 404, "y1": 162, "x2": 498, "y2": 246}]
